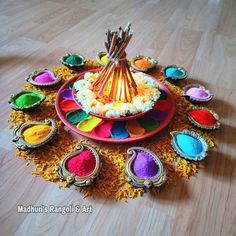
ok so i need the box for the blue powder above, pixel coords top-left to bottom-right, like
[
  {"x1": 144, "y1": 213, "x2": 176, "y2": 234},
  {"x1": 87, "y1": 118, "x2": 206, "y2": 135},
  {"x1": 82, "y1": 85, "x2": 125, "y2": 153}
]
[
  {"x1": 165, "y1": 67, "x2": 184, "y2": 78},
  {"x1": 110, "y1": 122, "x2": 129, "y2": 139},
  {"x1": 175, "y1": 134, "x2": 203, "y2": 156}
]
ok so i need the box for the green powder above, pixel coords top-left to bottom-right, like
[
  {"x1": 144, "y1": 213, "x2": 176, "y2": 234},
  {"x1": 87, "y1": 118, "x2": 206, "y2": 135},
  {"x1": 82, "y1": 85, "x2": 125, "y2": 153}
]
[
  {"x1": 65, "y1": 55, "x2": 83, "y2": 65},
  {"x1": 15, "y1": 93, "x2": 41, "y2": 108},
  {"x1": 137, "y1": 116, "x2": 159, "y2": 132},
  {"x1": 65, "y1": 109, "x2": 89, "y2": 125}
]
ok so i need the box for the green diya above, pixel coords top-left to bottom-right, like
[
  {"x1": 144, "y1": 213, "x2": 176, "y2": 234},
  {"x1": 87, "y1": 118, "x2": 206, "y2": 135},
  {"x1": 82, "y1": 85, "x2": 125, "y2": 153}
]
[
  {"x1": 60, "y1": 53, "x2": 86, "y2": 71},
  {"x1": 8, "y1": 90, "x2": 45, "y2": 111}
]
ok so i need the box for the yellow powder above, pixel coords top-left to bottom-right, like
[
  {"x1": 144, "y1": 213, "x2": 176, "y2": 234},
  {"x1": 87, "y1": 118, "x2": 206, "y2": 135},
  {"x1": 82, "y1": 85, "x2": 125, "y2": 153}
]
[
  {"x1": 23, "y1": 125, "x2": 52, "y2": 144},
  {"x1": 101, "y1": 55, "x2": 107, "y2": 64}
]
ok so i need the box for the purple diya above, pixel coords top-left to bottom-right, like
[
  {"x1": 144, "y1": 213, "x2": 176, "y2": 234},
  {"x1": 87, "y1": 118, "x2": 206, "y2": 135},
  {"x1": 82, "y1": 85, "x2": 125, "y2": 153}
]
[
  {"x1": 183, "y1": 84, "x2": 213, "y2": 102},
  {"x1": 26, "y1": 69, "x2": 61, "y2": 87},
  {"x1": 125, "y1": 147, "x2": 166, "y2": 188},
  {"x1": 61, "y1": 89, "x2": 73, "y2": 100}
]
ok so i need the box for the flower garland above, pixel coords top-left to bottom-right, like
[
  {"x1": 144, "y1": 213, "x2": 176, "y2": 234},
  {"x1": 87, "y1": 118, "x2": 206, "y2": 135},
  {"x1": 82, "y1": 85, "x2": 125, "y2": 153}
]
[{"x1": 8, "y1": 59, "x2": 215, "y2": 201}]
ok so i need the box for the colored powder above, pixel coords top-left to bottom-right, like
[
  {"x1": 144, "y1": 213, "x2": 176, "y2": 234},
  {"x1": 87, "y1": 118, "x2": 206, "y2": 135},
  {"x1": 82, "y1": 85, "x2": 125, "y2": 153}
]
[
  {"x1": 68, "y1": 82, "x2": 74, "y2": 89},
  {"x1": 165, "y1": 67, "x2": 184, "y2": 78},
  {"x1": 153, "y1": 100, "x2": 172, "y2": 112},
  {"x1": 15, "y1": 93, "x2": 41, "y2": 108},
  {"x1": 137, "y1": 116, "x2": 159, "y2": 132},
  {"x1": 65, "y1": 55, "x2": 83, "y2": 65},
  {"x1": 76, "y1": 116, "x2": 102, "y2": 132},
  {"x1": 176, "y1": 134, "x2": 203, "y2": 156},
  {"x1": 189, "y1": 110, "x2": 215, "y2": 126},
  {"x1": 91, "y1": 120, "x2": 113, "y2": 138},
  {"x1": 66, "y1": 150, "x2": 96, "y2": 177},
  {"x1": 65, "y1": 109, "x2": 89, "y2": 125},
  {"x1": 60, "y1": 100, "x2": 80, "y2": 113},
  {"x1": 186, "y1": 87, "x2": 209, "y2": 99},
  {"x1": 131, "y1": 151, "x2": 159, "y2": 179},
  {"x1": 147, "y1": 110, "x2": 167, "y2": 122},
  {"x1": 125, "y1": 120, "x2": 145, "y2": 137},
  {"x1": 134, "y1": 58, "x2": 152, "y2": 69},
  {"x1": 61, "y1": 89, "x2": 73, "y2": 100},
  {"x1": 34, "y1": 72, "x2": 55, "y2": 83},
  {"x1": 110, "y1": 122, "x2": 129, "y2": 139},
  {"x1": 23, "y1": 124, "x2": 52, "y2": 144},
  {"x1": 101, "y1": 55, "x2": 107, "y2": 64},
  {"x1": 159, "y1": 90, "x2": 167, "y2": 100}
]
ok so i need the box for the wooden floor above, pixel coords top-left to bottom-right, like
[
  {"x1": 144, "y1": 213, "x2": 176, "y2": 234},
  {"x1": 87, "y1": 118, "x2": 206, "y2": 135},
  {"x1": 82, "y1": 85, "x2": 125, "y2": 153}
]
[{"x1": 0, "y1": 0, "x2": 236, "y2": 235}]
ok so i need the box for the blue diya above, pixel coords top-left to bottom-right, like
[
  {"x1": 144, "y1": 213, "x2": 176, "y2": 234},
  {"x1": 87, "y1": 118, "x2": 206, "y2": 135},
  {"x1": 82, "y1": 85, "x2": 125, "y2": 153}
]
[
  {"x1": 162, "y1": 65, "x2": 187, "y2": 82},
  {"x1": 125, "y1": 147, "x2": 166, "y2": 188},
  {"x1": 170, "y1": 129, "x2": 208, "y2": 161}
]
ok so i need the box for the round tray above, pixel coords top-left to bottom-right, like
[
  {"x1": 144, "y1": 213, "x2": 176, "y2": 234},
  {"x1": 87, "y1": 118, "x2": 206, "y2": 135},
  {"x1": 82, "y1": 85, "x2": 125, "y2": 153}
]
[{"x1": 55, "y1": 69, "x2": 175, "y2": 143}]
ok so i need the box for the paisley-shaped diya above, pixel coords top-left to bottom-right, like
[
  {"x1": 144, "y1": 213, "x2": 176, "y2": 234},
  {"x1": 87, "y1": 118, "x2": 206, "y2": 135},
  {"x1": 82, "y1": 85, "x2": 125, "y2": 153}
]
[
  {"x1": 183, "y1": 84, "x2": 213, "y2": 103},
  {"x1": 56, "y1": 145, "x2": 101, "y2": 187},
  {"x1": 60, "y1": 53, "x2": 86, "y2": 70},
  {"x1": 131, "y1": 55, "x2": 157, "y2": 72},
  {"x1": 12, "y1": 118, "x2": 57, "y2": 150},
  {"x1": 161, "y1": 65, "x2": 187, "y2": 82},
  {"x1": 170, "y1": 129, "x2": 208, "y2": 161},
  {"x1": 25, "y1": 69, "x2": 61, "y2": 87},
  {"x1": 186, "y1": 107, "x2": 220, "y2": 130},
  {"x1": 125, "y1": 147, "x2": 166, "y2": 188},
  {"x1": 8, "y1": 90, "x2": 45, "y2": 111},
  {"x1": 96, "y1": 51, "x2": 107, "y2": 66}
]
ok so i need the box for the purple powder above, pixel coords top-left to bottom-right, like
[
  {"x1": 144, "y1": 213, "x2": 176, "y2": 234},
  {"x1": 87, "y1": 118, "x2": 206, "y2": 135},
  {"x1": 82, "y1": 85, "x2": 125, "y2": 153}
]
[
  {"x1": 34, "y1": 72, "x2": 55, "y2": 83},
  {"x1": 131, "y1": 151, "x2": 159, "y2": 179},
  {"x1": 61, "y1": 89, "x2": 73, "y2": 100},
  {"x1": 185, "y1": 87, "x2": 209, "y2": 99},
  {"x1": 147, "y1": 110, "x2": 167, "y2": 121}
]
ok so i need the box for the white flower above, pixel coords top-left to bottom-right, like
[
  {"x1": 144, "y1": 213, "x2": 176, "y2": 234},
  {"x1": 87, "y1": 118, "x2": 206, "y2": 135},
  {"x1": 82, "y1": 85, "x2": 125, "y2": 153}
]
[
  {"x1": 74, "y1": 80, "x2": 92, "y2": 91},
  {"x1": 132, "y1": 95, "x2": 154, "y2": 112},
  {"x1": 84, "y1": 72, "x2": 98, "y2": 83},
  {"x1": 143, "y1": 75, "x2": 158, "y2": 88},
  {"x1": 82, "y1": 99, "x2": 104, "y2": 114},
  {"x1": 76, "y1": 89, "x2": 96, "y2": 102}
]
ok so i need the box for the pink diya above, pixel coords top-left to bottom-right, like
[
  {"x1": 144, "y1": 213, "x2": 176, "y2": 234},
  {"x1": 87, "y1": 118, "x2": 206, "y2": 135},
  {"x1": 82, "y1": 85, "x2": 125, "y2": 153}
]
[
  {"x1": 91, "y1": 120, "x2": 114, "y2": 138},
  {"x1": 183, "y1": 84, "x2": 213, "y2": 102},
  {"x1": 26, "y1": 69, "x2": 61, "y2": 87}
]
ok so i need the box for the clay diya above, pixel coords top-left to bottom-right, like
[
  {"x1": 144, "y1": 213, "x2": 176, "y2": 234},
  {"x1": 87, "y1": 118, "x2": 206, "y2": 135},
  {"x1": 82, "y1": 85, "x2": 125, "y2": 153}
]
[
  {"x1": 161, "y1": 65, "x2": 187, "y2": 82},
  {"x1": 56, "y1": 145, "x2": 101, "y2": 187},
  {"x1": 25, "y1": 69, "x2": 61, "y2": 87},
  {"x1": 96, "y1": 51, "x2": 107, "y2": 66},
  {"x1": 170, "y1": 129, "x2": 208, "y2": 161},
  {"x1": 186, "y1": 107, "x2": 220, "y2": 130},
  {"x1": 8, "y1": 90, "x2": 45, "y2": 111},
  {"x1": 131, "y1": 55, "x2": 157, "y2": 72},
  {"x1": 183, "y1": 84, "x2": 213, "y2": 103},
  {"x1": 60, "y1": 53, "x2": 86, "y2": 70},
  {"x1": 125, "y1": 147, "x2": 166, "y2": 188},
  {"x1": 12, "y1": 118, "x2": 57, "y2": 150}
]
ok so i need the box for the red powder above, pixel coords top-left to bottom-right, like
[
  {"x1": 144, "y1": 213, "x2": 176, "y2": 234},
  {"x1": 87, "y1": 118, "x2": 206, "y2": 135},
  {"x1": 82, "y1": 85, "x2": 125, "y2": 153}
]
[
  {"x1": 66, "y1": 150, "x2": 96, "y2": 177},
  {"x1": 153, "y1": 100, "x2": 171, "y2": 111},
  {"x1": 189, "y1": 110, "x2": 215, "y2": 126}
]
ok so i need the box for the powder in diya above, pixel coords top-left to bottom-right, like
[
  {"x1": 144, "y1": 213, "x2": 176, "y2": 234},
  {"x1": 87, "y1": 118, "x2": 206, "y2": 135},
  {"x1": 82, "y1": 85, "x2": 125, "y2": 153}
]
[
  {"x1": 189, "y1": 110, "x2": 215, "y2": 126},
  {"x1": 125, "y1": 120, "x2": 145, "y2": 137},
  {"x1": 60, "y1": 100, "x2": 80, "y2": 113},
  {"x1": 91, "y1": 120, "x2": 113, "y2": 138},
  {"x1": 101, "y1": 55, "x2": 107, "y2": 64},
  {"x1": 76, "y1": 116, "x2": 102, "y2": 132},
  {"x1": 65, "y1": 109, "x2": 89, "y2": 125},
  {"x1": 34, "y1": 72, "x2": 55, "y2": 84},
  {"x1": 110, "y1": 122, "x2": 129, "y2": 139},
  {"x1": 65, "y1": 55, "x2": 83, "y2": 65},
  {"x1": 165, "y1": 67, "x2": 184, "y2": 78},
  {"x1": 147, "y1": 110, "x2": 167, "y2": 122},
  {"x1": 137, "y1": 116, "x2": 159, "y2": 132},
  {"x1": 134, "y1": 58, "x2": 152, "y2": 69},
  {"x1": 61, "y1": 89, "x2": 73, "y2": 100},
  {"x1": 175, "y1": 134, "x2": 203, "y2": 157},
  {"x1": 185, "y1": 87, "x2": 209, "y2": 99},
  {"x1": 23, "y1": 124, "x2": 52, "y2": 144},
  {"x1": 15, "y1": 93, "x2": 41, "y2": 108},
  {"x1": 65, "y1": 150, "x2": 96, "y2": 177},
  {"x1": 131, "y1": 151, "x2": 158, "y2": 179}
]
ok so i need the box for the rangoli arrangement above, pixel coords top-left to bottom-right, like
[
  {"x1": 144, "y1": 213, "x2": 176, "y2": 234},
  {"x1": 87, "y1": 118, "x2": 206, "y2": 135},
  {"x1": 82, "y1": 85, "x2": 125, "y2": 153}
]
[{"x1": 8, "y1": 23, "x2": 219, "y2": 201}]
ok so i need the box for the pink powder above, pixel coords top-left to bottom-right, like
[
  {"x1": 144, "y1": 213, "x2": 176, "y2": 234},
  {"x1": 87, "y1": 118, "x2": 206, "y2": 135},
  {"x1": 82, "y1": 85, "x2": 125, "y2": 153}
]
[
  {"x1": 34, "y1": 72, "x2": 55, "y2": 83},
  {"x1": 186, "y1": 87, "x2": 209, "y2": 99}
]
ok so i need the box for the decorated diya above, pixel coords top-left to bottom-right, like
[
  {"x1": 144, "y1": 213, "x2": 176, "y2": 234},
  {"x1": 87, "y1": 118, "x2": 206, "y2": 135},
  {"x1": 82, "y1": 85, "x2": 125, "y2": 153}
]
[
  {"x1": 25, "y1": 69, "x2": 61, "y2": 87},
  {"x1": 186, "y1": 107, "x2": 220, "y2": 130},
  {"x1": 162, "y1": 65, "x2": 187, "y2": 82},
  {"x1": 12, "y1": 118, "x2": 57, "y2": 150},
  {"x1": 73, "y1": 23, "x2": 161, "y2": 120},
  {"x1": 8, "y1": 90, "x2": 45, "y2": 111},
  {"x1": 96, "y1": 51, "x2": 107, "y2": 66},
  {"x1": 170, "y1": 129, "x2": 208, "y2": 161},
  {"x1": 131, "y1": 55, "x2": 157, "y2": 72},
  {"x1": 60, "y1": 53, "x2": 86, "y2": 70},
  {"x1": 125, "y1": 147, "x2": 166, "y2": 188},
  {"x1": 183, "y1": 84, "x2": 213, "y2": 103},
  {"x1": 56, "y1": 145, "x2": 101, "y2": 187}
]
